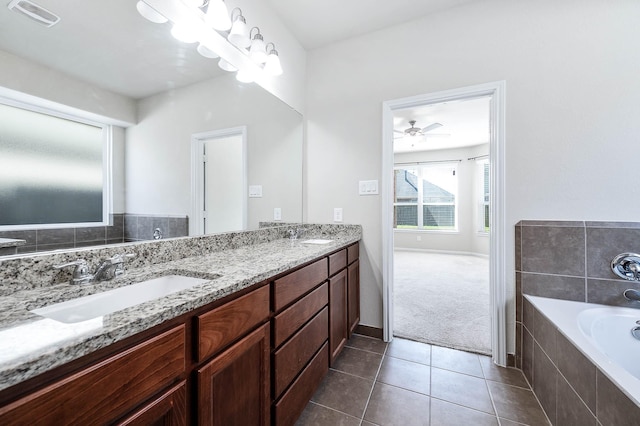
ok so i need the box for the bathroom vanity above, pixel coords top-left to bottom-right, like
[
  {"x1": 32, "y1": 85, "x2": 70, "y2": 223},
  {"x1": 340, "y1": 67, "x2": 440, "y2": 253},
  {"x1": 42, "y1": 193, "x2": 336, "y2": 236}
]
[{"x1": 0, "y1": 225, "x2": 361, "y2": 425}]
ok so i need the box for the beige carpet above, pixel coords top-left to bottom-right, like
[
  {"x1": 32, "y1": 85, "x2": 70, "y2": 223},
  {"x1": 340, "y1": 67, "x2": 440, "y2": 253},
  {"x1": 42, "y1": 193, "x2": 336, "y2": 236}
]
[{"x1": 393, "y1": 250, "x2": 491, "y2": 355}]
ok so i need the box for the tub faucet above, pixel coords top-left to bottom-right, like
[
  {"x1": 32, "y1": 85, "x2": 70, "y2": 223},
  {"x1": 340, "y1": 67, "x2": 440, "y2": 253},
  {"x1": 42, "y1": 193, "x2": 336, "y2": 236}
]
[{"x1": 623, "y1": 288, "x2": 640, "y2": 302}]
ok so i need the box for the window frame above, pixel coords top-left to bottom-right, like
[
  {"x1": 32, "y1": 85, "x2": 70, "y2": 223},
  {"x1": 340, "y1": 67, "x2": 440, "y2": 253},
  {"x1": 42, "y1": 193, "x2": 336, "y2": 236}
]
[
  {"x1": 393, "y1": 162, "x2": 459, "y2": 233},
  {"x1": 477, "y1": 158, "x2": 490, "y2": 234},
  {"x1": 0, "y1": 95, "x2": 112, "y2": 231}
]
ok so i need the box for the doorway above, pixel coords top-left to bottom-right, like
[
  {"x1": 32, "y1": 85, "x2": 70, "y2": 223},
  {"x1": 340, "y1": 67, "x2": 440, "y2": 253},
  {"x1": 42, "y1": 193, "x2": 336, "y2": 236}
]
[
  {"x1": 190, "y1": 127, "x2": 247, "y2": 236},
  {"x1": 381, "y1": 82, "x2": 507, "y2": 365}
]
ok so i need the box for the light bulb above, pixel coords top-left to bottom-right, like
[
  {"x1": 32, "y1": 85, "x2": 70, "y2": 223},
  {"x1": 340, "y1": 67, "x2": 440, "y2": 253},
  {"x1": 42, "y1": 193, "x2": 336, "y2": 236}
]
[
  {"x1": 218, "y1": 58, "x2": 238, "y2": 72},
  {"x1": 228, "y1": 16, "x2": 250, "y2": 48},
  {"x1": 136, "y1": 1, "x2": 168, "y2": 24},
  {"x1": 171, "y1": 23, "x2": 198, "y2": 43},
  {"x1": 205, "y1": 0, "x2": 231, "y2": 31},
  {"x1": 249, "y1": 35, "x2": 267, "y2": 64},
  {"x1": 197, "y1": 43, "x2": 219, "y2": 59},
  {"x1": 236, "y1": 69, "x2": 254, "y2": 83},
  {"x1": 264, "y1": 50, "x2": 283, "y2": 76}
]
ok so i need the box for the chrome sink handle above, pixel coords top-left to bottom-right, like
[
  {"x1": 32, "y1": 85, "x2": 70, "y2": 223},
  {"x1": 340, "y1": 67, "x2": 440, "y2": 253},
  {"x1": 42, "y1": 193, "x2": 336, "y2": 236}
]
[
  {"x1": 611, "y1": 253, "x2": 640, "y2": 281},
  {"x1": 95, "y1": 253, "x2": 136, "y2": 281},
  {"x1": 54, "y1": 259, "x2": 92, "y2": 285}
]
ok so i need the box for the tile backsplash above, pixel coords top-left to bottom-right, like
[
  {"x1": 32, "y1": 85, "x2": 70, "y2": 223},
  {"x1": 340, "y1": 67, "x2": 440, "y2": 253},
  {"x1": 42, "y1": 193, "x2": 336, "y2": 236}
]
[{"x1": 515, "y1": 220, "x2": 640, "y2": 368}]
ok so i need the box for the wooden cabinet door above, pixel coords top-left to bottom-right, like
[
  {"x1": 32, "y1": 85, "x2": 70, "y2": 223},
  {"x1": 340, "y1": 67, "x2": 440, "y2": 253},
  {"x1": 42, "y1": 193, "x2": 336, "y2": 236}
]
[
  {"x1": 329, "y1": 269, "x2": 348, "y2": 365},
  {"x1": 197, "y1": 323, "x2": 270, "y2": 426},
  {"x1": 116, "y1": 381, "x2": 187, "y2": 426},
  {"x1": 347, "y1": 259, "x2": 360, "y2": 337}
]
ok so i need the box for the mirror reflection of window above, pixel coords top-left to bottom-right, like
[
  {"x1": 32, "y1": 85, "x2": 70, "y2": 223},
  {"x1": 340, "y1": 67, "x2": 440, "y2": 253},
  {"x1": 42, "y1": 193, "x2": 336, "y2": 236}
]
[{"x1": 0, "y1": 102, "x2": 108, "y2": 228}]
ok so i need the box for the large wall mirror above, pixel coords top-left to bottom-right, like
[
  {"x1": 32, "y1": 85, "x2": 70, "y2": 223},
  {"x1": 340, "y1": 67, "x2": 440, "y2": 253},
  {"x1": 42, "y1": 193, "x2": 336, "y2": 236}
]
[{"x1": 0, "y1": 0, "x2": 302, "y2": 256}]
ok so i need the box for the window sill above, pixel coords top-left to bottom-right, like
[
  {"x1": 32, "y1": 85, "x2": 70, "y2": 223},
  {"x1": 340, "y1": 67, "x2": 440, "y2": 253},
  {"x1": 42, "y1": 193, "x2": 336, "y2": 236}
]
[{"x1": 394, "y1": 228, "x2": 459, "y2": 235}]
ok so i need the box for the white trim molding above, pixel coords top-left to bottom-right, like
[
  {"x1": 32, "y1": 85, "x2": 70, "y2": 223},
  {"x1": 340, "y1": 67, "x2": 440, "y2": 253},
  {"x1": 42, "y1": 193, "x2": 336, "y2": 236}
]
[{"x1": 381, "y1": 81, "x2": 507, "y2": 366}]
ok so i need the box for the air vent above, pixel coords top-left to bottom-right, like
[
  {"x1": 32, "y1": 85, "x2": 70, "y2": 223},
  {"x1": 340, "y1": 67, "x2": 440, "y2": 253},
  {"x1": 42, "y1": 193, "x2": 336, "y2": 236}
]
[{"x1": 7, "y1": 0, "x2": 60, "y2": 27}]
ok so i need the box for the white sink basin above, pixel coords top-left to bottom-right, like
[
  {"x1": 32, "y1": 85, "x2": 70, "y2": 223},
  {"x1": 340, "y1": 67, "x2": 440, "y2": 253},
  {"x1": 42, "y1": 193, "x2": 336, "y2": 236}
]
[
  {"x1": 30, "y1": 275, "x2": 212, "y2": 324},
  {"x1": 301, "y1": 239, "x2": 333, "y2": 244}
]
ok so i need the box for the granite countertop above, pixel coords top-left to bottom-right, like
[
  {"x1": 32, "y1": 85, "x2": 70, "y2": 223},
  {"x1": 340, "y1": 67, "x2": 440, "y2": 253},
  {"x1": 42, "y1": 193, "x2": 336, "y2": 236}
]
[
  {"x1": 0, "y1": 233, "x2": 359, "y2": 392},
  {"x1": 0, "y1": 238, "x2": 26, "y2": 249}
]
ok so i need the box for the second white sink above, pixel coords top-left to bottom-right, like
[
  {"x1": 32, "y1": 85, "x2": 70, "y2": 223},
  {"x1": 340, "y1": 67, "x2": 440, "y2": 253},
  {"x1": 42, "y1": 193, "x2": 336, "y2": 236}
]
[{"x1": 30, "y1": 274, "x2": 214, "y2": 324}]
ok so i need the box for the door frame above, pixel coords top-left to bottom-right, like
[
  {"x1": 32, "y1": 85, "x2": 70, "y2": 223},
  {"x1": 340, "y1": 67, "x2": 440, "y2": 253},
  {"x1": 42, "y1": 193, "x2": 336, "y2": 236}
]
[
  {"x1": 381, "y1": 81, "x2": 507, "y2": 365},
  {"x1": 190, "y1": 126, "x2": 248, "y2": 236}
]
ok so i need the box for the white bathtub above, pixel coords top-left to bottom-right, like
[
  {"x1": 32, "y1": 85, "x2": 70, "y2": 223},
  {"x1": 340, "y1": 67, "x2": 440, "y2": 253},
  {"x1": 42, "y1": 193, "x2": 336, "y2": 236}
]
[{"x1": 525, "y1": 295, "x2": 640, "y2": 407}]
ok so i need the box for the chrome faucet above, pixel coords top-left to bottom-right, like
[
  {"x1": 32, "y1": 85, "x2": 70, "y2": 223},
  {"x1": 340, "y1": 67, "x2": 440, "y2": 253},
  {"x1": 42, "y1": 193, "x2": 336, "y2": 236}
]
[
  {"x1": 623, "y1": 288, "x2": 640, "y2": 302},
  {"x1": 55, "y1": 253, "x2": 135, "y2": 285}
]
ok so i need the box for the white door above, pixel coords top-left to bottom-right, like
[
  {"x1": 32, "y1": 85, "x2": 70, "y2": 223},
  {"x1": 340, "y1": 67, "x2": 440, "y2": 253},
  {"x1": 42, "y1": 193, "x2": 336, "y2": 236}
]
[{"x1": 202, "y1": 134, "x2": 244, "y2": 234}]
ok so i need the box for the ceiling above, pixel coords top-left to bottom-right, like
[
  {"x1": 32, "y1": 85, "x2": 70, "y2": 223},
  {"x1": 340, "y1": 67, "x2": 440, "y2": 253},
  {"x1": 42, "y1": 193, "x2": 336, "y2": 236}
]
[
  {"x1": 393, "y1": 97, "x2": 490, "y2": 154},
  {"x1": 0, "y1": 0, "x2": 228, "y2": 99},
  {"x1": 0, "y1": 0, "x2": 482, "y2": 100},
  {"x1": 266, "y1": 0, "x2": 482, "y2": 49}
]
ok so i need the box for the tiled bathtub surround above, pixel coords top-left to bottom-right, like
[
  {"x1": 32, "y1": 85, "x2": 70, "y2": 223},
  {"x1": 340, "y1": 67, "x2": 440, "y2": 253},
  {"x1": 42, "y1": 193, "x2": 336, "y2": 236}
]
[
  {"x1": 123, "y1": 214, "x2": 189, "y2": 242},
  {"x1": 515, "y1": 220, "x2": 640, "y2": 424},
  {"x1": 522, "y1": 296, "x2": 640, "y2": 425},
  {"x1": 0, "y1": 214, "x2": 127, "y2": 254}
]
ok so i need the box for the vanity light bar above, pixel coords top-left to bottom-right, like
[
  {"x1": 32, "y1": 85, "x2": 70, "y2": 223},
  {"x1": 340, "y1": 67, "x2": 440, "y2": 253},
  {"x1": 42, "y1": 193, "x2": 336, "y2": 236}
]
[{"x1": 137, "y1": 0, "x2": 282, "y2": 83}]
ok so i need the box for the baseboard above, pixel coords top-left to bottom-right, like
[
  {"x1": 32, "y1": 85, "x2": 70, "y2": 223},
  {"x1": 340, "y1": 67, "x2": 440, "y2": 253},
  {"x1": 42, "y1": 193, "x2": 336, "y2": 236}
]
[
  {"x1": 507, "y1": 353, "x2": 515, "y2": 367},
  {"x1": 354, "y1": 324, "x2": 383, "y2": 340},
  {"x1": 393, "y1": 248, "x2": 489, "y2": 258}
]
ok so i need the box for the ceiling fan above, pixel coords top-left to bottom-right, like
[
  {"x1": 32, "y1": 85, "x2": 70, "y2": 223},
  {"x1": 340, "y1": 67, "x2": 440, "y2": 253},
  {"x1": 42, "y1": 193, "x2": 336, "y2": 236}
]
[{"x1": 394, "y1": 120, "x2": 444, "y2": 138}]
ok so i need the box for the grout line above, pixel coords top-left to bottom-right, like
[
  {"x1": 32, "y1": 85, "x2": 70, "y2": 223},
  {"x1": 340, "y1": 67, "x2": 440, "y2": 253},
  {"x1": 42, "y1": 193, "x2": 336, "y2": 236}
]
[
  {"x1": 484, "y1": 368, "x2": 501, "y2": 424},
  {"x1": 358, "y1": 342, "x2": 388, "y2": 425}
]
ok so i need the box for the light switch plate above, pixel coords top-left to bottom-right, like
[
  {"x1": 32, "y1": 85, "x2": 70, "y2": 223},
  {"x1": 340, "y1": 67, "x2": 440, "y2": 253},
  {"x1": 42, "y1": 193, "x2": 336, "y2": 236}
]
[
  {"x1": 334, "y1": 207, "x2": 343, "y2": 222},
  {"x1": 248, "y1": 185, "x2": 262, "y2": 198},
  {"x1": 359, "y1": 180, "x2": 379, "y2": 195},
  {"x1": 273, "y1": 208, "x2": 282, "y2": 220}
]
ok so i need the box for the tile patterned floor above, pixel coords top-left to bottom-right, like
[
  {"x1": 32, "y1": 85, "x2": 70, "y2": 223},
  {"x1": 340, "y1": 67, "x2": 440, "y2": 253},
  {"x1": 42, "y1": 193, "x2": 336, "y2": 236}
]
[{"x1": 296, "y1": 335, "x2": 550, "y2": 426}]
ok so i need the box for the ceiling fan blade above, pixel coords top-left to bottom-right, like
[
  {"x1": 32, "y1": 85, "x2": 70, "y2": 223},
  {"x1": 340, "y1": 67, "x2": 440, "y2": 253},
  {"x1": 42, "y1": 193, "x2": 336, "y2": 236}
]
[
  {"x1": 421, "y1": 123, "x2": 443, "y2": 133},
  {"x1": 423, "y1": 133, "x2": 450, "y2": 138},
  {"x1": 394, "y1": 129, "x2": 405, "y2": 134}
]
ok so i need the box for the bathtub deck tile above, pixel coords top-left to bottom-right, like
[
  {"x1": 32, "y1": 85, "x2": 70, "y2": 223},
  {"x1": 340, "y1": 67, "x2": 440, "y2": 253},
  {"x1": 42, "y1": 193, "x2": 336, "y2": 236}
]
[
  {"x1": 556, "y1": 332, "x2": 596, "y2": 413},
  {"x1": 596, "y1": 370, "x2": 640, "y2": 426}
]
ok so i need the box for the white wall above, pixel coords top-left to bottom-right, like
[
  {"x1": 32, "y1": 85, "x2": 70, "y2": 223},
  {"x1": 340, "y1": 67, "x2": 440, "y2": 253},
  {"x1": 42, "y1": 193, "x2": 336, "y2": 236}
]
[
  {"x1": 393, "y1": 144, "x2": 489, "y2": 254},
  {"x1": 0, "y1": 50, "x2": 136, "y2": 125},
  {"x1": 227, "y1": 0, "x2": 307, "y2": 113},
  {"x1": 305, "y1": 0, "x2": 640, "y2": 353},
  {"x1": 126, "y1": 73, "x2": 303, "y2": 228}
]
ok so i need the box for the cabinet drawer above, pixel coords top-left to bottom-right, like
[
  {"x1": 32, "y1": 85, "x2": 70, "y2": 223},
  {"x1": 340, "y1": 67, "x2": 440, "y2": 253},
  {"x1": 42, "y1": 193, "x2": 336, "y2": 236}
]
[
  {"x1": 116, "y1": 380, "x2": 187, "y2": 426},
  {"x1": 197, "y1": 285, "x2": 270, "y2": 362},
  {"x1": 273, "y1": 258, "x2": 328, "y2": 312},
  {"x1": 273, "y1": 282, "x2": 328, "y2": 348},
  {"x1": 347, "y1": 243, "x2": 359, "y2": 265},
  {"x1": 328, "y1": 249, "x2": 347, "y2": 276},
  {"x1": 0, "y1": 325, "x2": 185, "y2": 425},
  {"x1": 274, "y1": 343, "x2": 329, "y2": 426},
  {"x1": 273, "y1": 307, "x2": 328, "y2": 398}
]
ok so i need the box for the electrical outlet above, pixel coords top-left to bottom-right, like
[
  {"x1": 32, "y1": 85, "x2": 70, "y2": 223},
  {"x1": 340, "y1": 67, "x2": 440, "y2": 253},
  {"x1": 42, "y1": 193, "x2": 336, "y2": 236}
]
[
  {"x1": 333, "y1": 208, "x2": 343, "y2": 222},
  {"x1": 273, "y1": 208, "x2": 282, "y2": 220}
]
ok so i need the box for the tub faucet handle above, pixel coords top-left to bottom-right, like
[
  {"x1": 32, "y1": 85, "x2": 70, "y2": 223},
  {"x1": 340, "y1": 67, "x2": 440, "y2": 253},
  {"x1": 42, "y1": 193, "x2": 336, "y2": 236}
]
[
  {"x1": 623, "y1": 288, "x2": 640, "y2": 302},
  {"x1": 611, "y1": 253, "x2": 640, "y2": 281}
]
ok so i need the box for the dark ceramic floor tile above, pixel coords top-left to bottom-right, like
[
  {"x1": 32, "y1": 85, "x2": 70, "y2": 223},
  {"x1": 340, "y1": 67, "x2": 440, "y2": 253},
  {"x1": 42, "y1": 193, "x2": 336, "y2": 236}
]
[
  {"x1": 430, "y1": 398, "x2": 499, "y2": 426},
  {"x1": 346, "y1": 334, "x2": 388, "y2": 354},
  {"x1": 387, "y1": 337, "x2": 431, "y2": 365},
  {"x1": 364, "y1": 382, "x2": 429, "y2": 426},
  {"x1": 310, "y1": 370, "x2": 373, "y2": 418},
  {"x1": 432, "y1": 345, "x2": 483, "y2": 377},
  {"x1": 431, "y1": 367, "x2": 494, "y2": 414},
  {"x1": 295, "y1": 402, "x2": 361, "y2": 426},
  {"x1": 487, "y1": 381, "x2": 550, "y2": 425},
  {"x1": 479, "y1": 356, "x2": 529, "y2": 388},
  {"x1": 497, "y1": 419, "x2": 528, "y2": 426},
  {"x1": 331, "y1": 346, "x2": 383, "y2": 380},
  {"x1": 376, "y1": 356, "x2": 430, "y2": 395}
]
